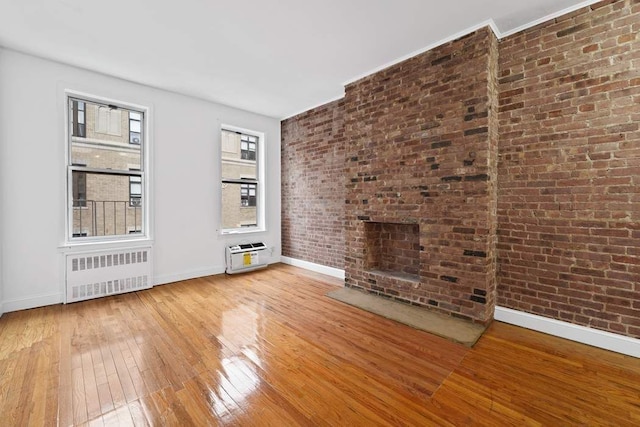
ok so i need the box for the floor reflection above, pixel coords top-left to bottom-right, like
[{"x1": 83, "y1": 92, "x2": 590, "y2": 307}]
[{"x1": 211, "y1": 305, "x2": 262, "y2": 414}]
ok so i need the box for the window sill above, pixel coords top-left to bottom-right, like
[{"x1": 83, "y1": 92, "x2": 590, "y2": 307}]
[
  {"x1": 59, "y1": 236, "x2": 154, "y2": 252},
  {"x1": 220, "y1": 227, "x2": 265, "y2": 236}
]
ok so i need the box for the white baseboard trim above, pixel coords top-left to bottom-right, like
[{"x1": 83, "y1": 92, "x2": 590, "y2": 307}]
[
  {"x1": 3, "y1": 292, "x2": 63, "y2": 313},
  {"x1": 280, "y1": 256, "x2": 345, "y2": 280},
  {"x1": 154, "y1": 257, "x2": 283, "y2": 287},
  {"x1": 495, "y1": 306, "x2": 640, "y2": 358},
  {"x1": 154, "y1": 266, "x2": 225, "y2": 286}
]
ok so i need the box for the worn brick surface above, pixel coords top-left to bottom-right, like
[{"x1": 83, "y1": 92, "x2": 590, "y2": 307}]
[
  {"x1": 343, "y1": 28, "x2": 499, "y2": 324},
  {"x1": 497, "y1": 0, "x2": 640, "y2": 338},
  {"x1": 281, "y1": 0, "x2": 640, "y2": 336},
  {"x1": 281, "y1": 100, "x2": 346, "y2": 269}
]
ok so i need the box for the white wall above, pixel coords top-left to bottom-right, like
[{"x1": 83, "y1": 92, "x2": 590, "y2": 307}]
[
  {"x1": 0, "y1": 47, "x2": 281, "y2": 312},
  {"x1": 0, "y1": 79, "x2": 3, "y2": 316}
]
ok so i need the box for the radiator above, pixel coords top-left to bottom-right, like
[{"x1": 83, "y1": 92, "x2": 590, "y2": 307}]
[
  {"x1": 66, "y1": 247, "x2": 153, "y2": 303},
  {"x1": 225, "y1": 242, "x2": 268, "y2": 274}
]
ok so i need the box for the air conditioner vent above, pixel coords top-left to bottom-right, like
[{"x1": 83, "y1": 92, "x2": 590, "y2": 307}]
[{"x1": 225, "y1": 242, "x2": 268, "y2": 274}]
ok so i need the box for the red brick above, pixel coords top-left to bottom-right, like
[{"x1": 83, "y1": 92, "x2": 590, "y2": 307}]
[{"x1": 282, "y1": 0, "x2": 640, "y2": 338}]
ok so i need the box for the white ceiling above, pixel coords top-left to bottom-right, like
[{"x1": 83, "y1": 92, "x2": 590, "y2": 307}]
[{"x1": 0, "y1": 0, "x2": 598, "y2": 119}]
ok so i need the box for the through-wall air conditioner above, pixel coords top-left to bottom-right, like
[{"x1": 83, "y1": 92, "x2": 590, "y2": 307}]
[{"x1": 225, "y1": 242, "x2": 268, "y2": 274}]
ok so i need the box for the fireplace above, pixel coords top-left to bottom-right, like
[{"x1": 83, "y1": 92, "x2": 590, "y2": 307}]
[
  {"x1": 364, "y1": 221, "x2": 420, "y2": 281},
  {"x1": 343, "y1": 27, "x2": 498, "y2": 324}
]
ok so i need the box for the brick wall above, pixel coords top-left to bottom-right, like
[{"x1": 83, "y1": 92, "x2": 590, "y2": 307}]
[
  {"x1": 344, "y1": 28, "x2": 498, "y2": 324},
  {"x1": 497, "y1": 0, "x2": 640, "y2": 337},
  {"x1": 281, "y1": 99, "x2": 346, "y2": 269},
  {"x1": 281, "y1": 0, "x2": 640, "y2": 336}
]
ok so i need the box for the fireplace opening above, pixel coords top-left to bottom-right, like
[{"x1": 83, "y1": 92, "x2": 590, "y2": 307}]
[{"x1": 364, "y1": 222, "x2": 420, "y2": 281}]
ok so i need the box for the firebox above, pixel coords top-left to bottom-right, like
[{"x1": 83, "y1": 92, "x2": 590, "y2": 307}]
[{"x1": 364, "y1": 221, "x2": 420, "y2": 281}]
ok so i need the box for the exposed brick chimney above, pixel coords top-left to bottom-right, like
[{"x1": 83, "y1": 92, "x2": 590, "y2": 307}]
[{"x1": 344, "y1": 27, "x2": 499, "y2": 325}]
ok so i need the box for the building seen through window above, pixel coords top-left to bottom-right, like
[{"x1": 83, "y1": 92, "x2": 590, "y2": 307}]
[
  {"x1": 241, "y1": 134, "x2": 257, "y2": 160},
  {"x1": 220, "y1": 129, "x2": 260, "y2": 230},
  {"x1": 71, "y1": 100, "x2": 86, "y2": 137},
  {"x1": 67, "y1": 96, "x2": 145, "y2": 239}
]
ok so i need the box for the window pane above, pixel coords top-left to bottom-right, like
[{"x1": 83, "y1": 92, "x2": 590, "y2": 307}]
[
  {"x1": 221, "y1": 131, "x2": 257, "y2": 171},
  {"x1": 71, "y1": 173, "x2": 143, "y2": 237},
  {"x1": 72, "y1": 171, "x2": 87, "y2": 207},
  {"x1": 130, "y1": 132, "x2": 141, "y2": 144},
  {"x1": 221, "y1": 182, "x2": 257, "y2": 229},
  {"x1": 129, "y1": 111, "x2": 141, "y2": 120},
  {"x1": 70, "y1": 99, "x2": 142, "y2": 170},
  {"x1": 130, "y1": 183, "x2": 142, "y2": 195},
  {"x1": 130, "y1": 120, "x2": 141, "y2": 133}
]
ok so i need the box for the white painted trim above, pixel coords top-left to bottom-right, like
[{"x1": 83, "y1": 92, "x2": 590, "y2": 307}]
[
  {"x1": 249, "y1": 257, "x2": 640, "y2": 358},
  {"x1": 293, "y1": 2, "x2": 604, "y2": 119},
  {"x1": 154, "y1": 257, "x2": 281, "y2": 285},
  {"x1": 495, "y1": 306, "x2": 640, "y2": 358},
  {"x1": 62, "y1": 89, "x2": 153, "y2": 245},
  {"x1": 499, "y1": 0, "x2": 602, "y2": 38},
  {"x1": 280, "y1": 256, "x2": 345, "y2": 280},
  {"x1": 218, "y1": 124, "x2": 267, "y2": 235},
  {"x1": 2, "y1": 292, "x2": 63, "y2": 313},
  {"x1": 154, "y1": 266, "x2": 226, "y2": 286},
  {"x1": 343, "y1": 19, "x2": 500, "y2": 87}
]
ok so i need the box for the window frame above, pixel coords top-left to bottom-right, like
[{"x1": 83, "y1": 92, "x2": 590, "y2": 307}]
[
  {"x1": 64, "y1": 91, "x2": 151, "y2": 244},
  {"x1": 220, "y1": 125, "x2": 265, "y2": 234}
]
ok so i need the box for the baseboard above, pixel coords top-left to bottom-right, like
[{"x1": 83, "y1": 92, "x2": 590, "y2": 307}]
[
  {"x1": 280, "y1": 256, "x2": 345, "y2": 280},
  {"x1": 2, "y1": 292, "x2": 63, "y2": 313},
  {"x1": 264, "y1": 260, "x2": 639, "y2": 357},
  {"x1": 495, "y1": 306, "x2": 640, "y2": 358},
  {"x1": 154, "y1": 266, "x2": 226, "y2": 286}
]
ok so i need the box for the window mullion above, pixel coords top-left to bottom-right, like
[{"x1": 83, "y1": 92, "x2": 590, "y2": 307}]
[
  {"x1": 221, "y1": 178, "x2": 258, "y2": 185},
  {"x1": 69, "y1": 165, "x2": 143, "y2": 177}
]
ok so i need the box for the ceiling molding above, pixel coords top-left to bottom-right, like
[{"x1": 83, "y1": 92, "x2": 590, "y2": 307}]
[
  {"x1": 342, "y1": 19, "x2": 501, "y2": 89},
  {"x1": 499, "y1": 0, "x2": 602, "y2": 38}
]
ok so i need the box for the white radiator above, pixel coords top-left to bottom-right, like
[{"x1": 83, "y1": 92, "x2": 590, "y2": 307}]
[
  {"x1": 66, "y1": 247, "x2": 153, "y2": 303},
  {"x1": 225, "y1": 242, "x2": 268, "y2": 274}
]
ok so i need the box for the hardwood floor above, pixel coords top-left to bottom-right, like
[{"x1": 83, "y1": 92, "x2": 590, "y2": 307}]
[{"x1": 1, "y1": 263, "x2": 639, "y2": 426}]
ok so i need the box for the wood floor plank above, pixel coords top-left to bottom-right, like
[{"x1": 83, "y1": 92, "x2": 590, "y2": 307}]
[{"x1": 1, "y1": 263, "x2": 639, "y2": 425}]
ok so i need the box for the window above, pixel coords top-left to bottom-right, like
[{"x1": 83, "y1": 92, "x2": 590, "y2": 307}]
[
  {"x1": 129, "y1": 172, "x2": 142, "y2": 207},
  {"x1": 67, "y1": 95, "x2": 146, "y2": 240},
  {"x1": 241, "y1": 134, "x2": 257, "y2": 160},
  {"x1": 129, "y1": 111, "x2": 141, "y2": 144},
  {"x1": 220, "y1": 128, "x2": 263, "y2": 232},
  {"x1": 241, "y1": 183, "x2": 256, "y2": 207},
  {"x1": 71, "y1": 100, "x2": 86, "y2": 137}
]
